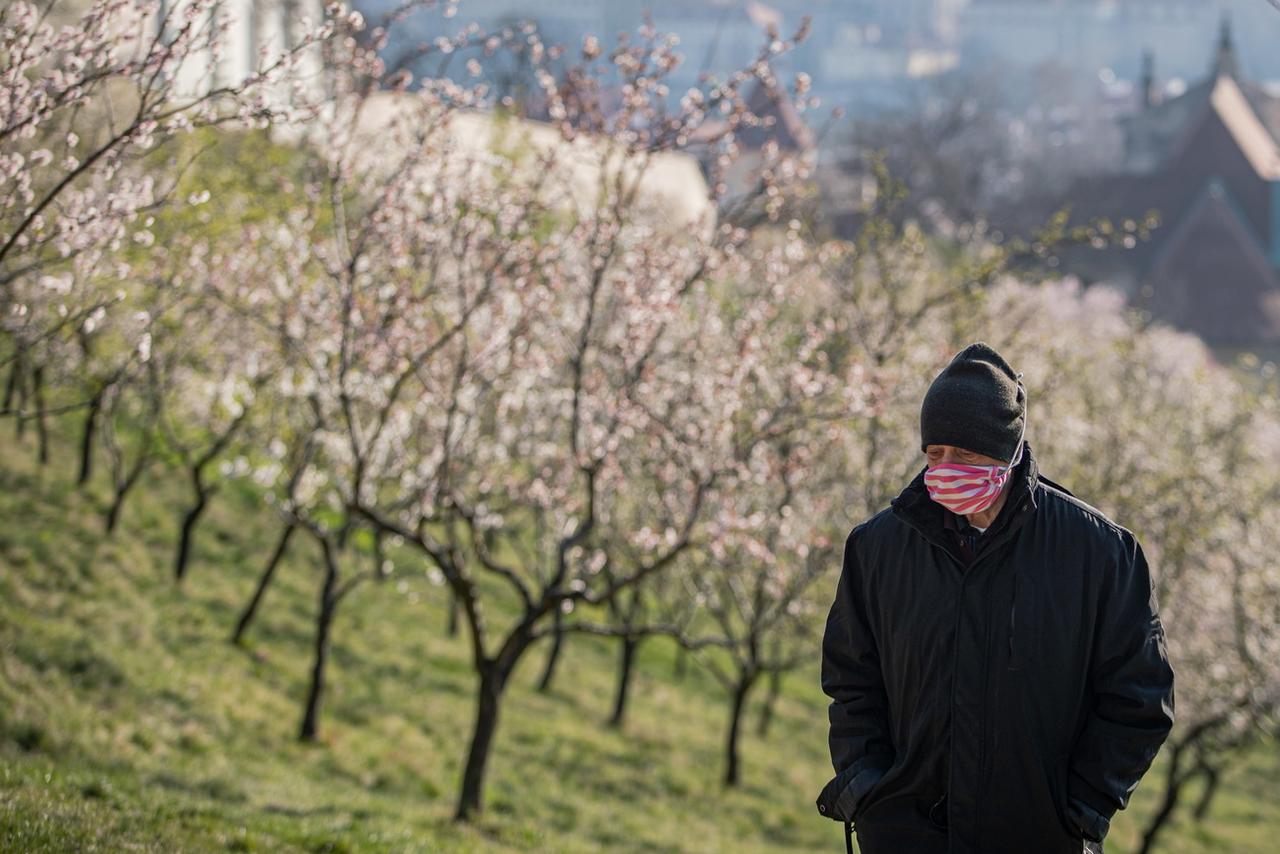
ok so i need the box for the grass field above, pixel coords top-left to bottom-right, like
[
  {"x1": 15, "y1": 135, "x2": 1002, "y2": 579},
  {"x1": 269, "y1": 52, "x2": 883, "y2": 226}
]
[{"x1": 1, "y1": 424, "x2": 1277, "y2": 853}]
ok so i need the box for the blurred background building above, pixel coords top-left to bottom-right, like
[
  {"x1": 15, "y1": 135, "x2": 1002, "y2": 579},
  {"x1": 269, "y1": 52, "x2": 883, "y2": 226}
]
[
  {"x1": 1057, "y1": 20, "x2": 1280, "y2": 351},
  {"x1": 347, "y1": 0, "x2": 1280, "y2": 353}
]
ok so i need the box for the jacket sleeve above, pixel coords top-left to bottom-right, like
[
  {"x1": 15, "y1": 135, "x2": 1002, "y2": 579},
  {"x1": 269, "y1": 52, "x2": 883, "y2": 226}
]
[
  {"x1": 1067, "y1": 532, "x2": 1175, "y2": 841},
  {"x1": 816, "y1": 529, "x2": 896, "y2": 822}
]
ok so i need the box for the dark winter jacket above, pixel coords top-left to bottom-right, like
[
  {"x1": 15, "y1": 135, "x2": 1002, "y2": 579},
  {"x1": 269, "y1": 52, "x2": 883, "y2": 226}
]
[{"x1": 815, "y1": 440, "x2": 1174, "y2": 854}]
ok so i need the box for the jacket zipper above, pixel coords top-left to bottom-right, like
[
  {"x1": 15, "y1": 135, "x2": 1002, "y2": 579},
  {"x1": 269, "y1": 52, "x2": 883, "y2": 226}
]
[
  {"x1": 1007, "y1": 567, "x2": 1019, "y2": 670},
  {"x1": 924, "y1": 498, "x2": 1032, "y2": 845}
]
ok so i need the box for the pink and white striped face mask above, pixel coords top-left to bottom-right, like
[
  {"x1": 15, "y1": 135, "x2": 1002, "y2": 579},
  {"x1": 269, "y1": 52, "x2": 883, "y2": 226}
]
[
  {"x1": 923, "y1": 378, "x2": 1027, "y2": 516},
  {"x1": 923, "y1": 443, "x2": 1023, "y2": 516}
]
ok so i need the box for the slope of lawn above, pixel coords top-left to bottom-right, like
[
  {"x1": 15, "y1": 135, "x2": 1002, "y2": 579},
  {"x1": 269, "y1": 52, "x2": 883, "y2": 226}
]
[{"x1": 1, "y1": 421, "x2": 1278, "y2": 853}]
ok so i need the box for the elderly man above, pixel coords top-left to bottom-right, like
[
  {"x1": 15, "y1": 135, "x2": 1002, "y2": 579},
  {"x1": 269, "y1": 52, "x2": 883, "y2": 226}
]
[{"x1": 815, "y1": 342, "x2": 1175, "y2": 854}]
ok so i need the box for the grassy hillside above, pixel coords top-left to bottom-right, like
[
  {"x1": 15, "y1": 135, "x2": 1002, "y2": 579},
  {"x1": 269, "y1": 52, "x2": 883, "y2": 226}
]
[{"x1": 1, "y1": 422, "x2": 1278, "y2": 853}]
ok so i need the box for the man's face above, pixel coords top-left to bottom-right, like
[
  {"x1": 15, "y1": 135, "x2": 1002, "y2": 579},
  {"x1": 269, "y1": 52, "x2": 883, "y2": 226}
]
[{"x1": 925, "y1": 444, "x2": 1008, "y2": 469}]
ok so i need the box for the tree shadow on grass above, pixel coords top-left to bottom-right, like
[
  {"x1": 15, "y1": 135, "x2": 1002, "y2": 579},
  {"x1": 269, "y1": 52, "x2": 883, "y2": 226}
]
[{"x1": 147, "y1": 771, "x2": 247, "y2": 804}]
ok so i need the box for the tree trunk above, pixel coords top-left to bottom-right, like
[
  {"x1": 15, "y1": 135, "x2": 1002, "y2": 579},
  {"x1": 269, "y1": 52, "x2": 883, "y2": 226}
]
[
  {"x1": 673, "y1": 642, "x2": 688, "y2": 681},
  {"x1": 104, "y1": 486, "x2": 127, "y2": 534},
  {"x1": 104, "y1": 455, "x2": 149, "y2": 534},
  {"x1": 32, "y1": 365, "x2": 49, "y2": 465},
  {"x1": 608, "y1": 634, "x2": 640, "y2": 728},
  {"x1": 174, "y1": 467, "x2": 212, "y2": 582},
  {"x1": 455, "y1": 667, "x2": 508, "y2": 821},
  {"x1": 104, "y1": 419, "x2": 156, "y2": 534},
  {"x1": 1193, "y1": 762, "x2": 1221, "y2": 822},
  {"x1": 11, "y1": 357, "x2": 27, "y2": 439},
  {"x1": 77, "y1": 387, "x2": 104, "y2": 486},
  {"x1": 1138, "y1": 741, "x2": 1187, "y2": 854},
  {"x1": 446, "y1": 589, "x2": 459, "y2": 637},
  {"x1": 757, "y1": 667, "x2": 783, "y2": 738},
  {"x1": 2, "y1": 356, "x2": 18, "y2": 413},
  {"x1": 724, "y1": 673, "x2": 756, "y2": 787},
  {"x1": 536, "y1": 608, "x2": 564, "y2": 692},
  {"x1": 299, "y1": 540, "x2": 340, "y2": 742},
  {"x1": 232, "y1": 523, "x2": 295, "y2": 644}
]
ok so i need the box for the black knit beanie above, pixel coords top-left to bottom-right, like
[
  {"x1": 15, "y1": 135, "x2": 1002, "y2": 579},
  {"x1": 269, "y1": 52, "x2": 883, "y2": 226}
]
[{"x1": 919, "y1": 342, "x2": 1026, "y2": 463}]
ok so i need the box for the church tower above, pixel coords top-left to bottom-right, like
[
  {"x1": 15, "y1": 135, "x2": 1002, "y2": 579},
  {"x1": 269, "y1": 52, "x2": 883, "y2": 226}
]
[{"x1": 1211, "y1": 13, "x2": 1239, "y2": 79}]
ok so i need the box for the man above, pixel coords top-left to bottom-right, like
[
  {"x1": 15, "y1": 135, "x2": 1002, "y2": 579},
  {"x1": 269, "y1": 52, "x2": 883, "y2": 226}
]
[{"x1": 814, "y1": 342, "x2": 1175, "y2": 854}]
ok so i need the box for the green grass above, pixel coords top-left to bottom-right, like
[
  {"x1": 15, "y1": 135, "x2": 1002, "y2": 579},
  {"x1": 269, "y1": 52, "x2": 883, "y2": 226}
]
[{"x1": 1, "y1": 421, "x2": 1278, "y2": 852}]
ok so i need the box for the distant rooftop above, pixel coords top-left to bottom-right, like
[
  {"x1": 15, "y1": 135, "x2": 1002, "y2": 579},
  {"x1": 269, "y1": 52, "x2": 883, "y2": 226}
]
[{"x1": 1120, "y1": 16, "x2": 1280, "y2": 177}]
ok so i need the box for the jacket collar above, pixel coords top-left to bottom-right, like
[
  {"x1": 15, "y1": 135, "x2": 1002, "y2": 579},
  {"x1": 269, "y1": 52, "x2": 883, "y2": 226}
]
[{"x1": 890, "y1": 440, "x2": 1041, "y2": 563}]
